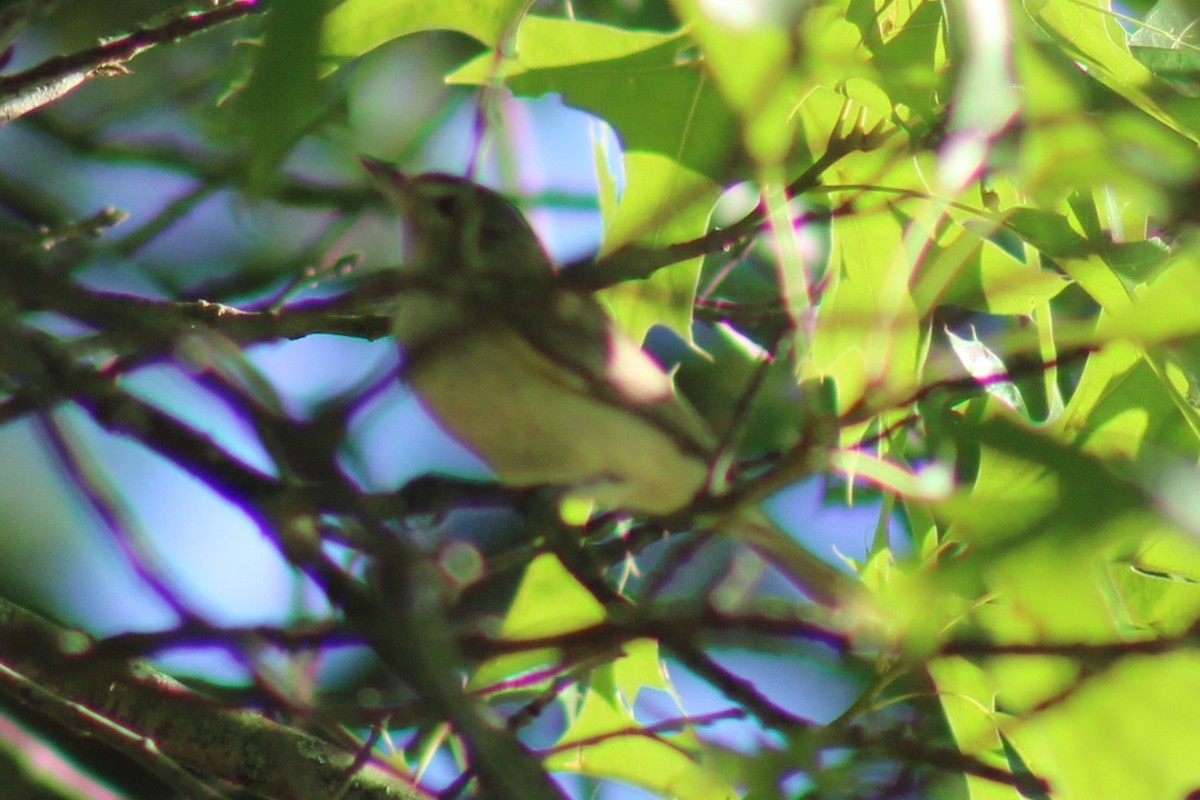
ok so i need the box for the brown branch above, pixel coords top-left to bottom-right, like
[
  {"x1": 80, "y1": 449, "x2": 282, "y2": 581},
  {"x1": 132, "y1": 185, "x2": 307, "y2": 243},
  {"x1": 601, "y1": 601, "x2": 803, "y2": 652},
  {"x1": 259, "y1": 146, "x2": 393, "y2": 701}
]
[
  {"x1": 1, "y1": 326, "x2": 282, "y2": 511},
  {"x1": 558, "y1": 124, "x2": 898, "y2": 291},
  {"x1": 34, "y1": 414, "x2": 195, "y2": 620},
  {"x1": 539, "y1": 708, "x2": 745, "y2": 756},
  {"x1": 941, "y1": 620, "x2": 1200, "y2": 662},
  {"x1": 664, "y1": 641, "x2": 812, "y2": 730},
  {"x1": 459, "y1": 605, "x2": 849, "y2": 664},
  {"x1": 840, "y1": 345, "x2": 1096, "y2": 430},
  {"x1": 0, "y1": 270, "x2": 397, "y2": 401},
  {"x1": 90, "y1": 603, "x2": 851, "y2": 686},
  {"x1": 842, "y1": 726, "x2": 1052, "y2": 796},
  {"x1": 0, "y1": 593, "x2": 429, "y2": 800},
  {"x1": 0, "y1": 1, "x2": 264, "y2": 123},
  {"x1": 306, "y1": 543, "x2": 568, "y2": 800}
]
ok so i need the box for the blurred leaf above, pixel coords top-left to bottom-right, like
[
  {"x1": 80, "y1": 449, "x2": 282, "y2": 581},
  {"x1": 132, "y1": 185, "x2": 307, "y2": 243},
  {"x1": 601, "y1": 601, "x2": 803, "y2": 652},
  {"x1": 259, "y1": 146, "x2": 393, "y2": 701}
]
[
  {"x1": 321, "y1": 0, "x2": 529, "y2": 69},
  {"x1": 227, "y1": 0, "x2": 326, "y2": 191},
  {"x1": 802, "y1": 145, "x2": 923, "y2": 415},
  {"x1": 949, "y1": 416, "x2": 1146, "y2": 540},
  {"x1": 940, "y1": 0, "x2": 1019, "y2": 190},
  {"x1": 910, "y1": 214, "x2": 1071, "y2": 316},
  {"x1": 939, "y1": 651, "x2": 1200, "y2": 800},
  {"x1": 450, "y1": 16, "x2": 731, "y2": 340},
  {"x1": 449, "y1": 16, "x2": 736, "y2": 183},
  {"x1": 668, "y1": 0, "x2": 803, "y2": 165},
  {"x1": 1015, "y1": 652, "x2": 1200, "y2": 798}
]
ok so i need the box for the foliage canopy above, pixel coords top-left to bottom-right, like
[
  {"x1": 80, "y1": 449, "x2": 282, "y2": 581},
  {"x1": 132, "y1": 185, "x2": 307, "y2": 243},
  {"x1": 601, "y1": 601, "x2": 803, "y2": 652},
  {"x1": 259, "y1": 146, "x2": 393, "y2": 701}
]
[{"x1": 3, "y1": 0, "x2": 1200, "y2": 798}]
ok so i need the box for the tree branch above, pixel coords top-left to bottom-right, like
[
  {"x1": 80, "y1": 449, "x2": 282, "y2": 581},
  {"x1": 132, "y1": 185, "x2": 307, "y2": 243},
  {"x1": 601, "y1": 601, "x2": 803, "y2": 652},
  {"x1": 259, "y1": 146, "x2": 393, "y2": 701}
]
[
  {"x1": 0, "y1": 1, "x2": 264, "y2": 124},
  {"x1": 0, "y1": 593, "x2": 429, "y2": 800}
]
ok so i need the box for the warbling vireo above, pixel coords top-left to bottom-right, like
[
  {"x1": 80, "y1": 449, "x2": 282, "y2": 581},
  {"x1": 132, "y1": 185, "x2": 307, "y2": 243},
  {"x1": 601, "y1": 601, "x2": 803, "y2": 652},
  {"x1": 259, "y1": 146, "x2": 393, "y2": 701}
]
[{"x1": 361, "y1": 158, "x2": 859, "y2": 606}]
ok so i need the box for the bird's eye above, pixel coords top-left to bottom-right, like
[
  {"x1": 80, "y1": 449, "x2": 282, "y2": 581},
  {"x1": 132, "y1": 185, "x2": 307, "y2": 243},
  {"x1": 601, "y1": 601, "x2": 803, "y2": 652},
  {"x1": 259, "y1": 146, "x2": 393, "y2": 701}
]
[{"x1": 431, "y1": 194, "x2": 458, "y2": 216}]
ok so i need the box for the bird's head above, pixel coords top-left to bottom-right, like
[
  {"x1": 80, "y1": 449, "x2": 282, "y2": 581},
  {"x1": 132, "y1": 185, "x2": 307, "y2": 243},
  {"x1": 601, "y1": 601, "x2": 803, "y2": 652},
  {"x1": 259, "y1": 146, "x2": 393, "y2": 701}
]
[{"x1": 360, "y1": 158, "x2": 552, "y2": 281}]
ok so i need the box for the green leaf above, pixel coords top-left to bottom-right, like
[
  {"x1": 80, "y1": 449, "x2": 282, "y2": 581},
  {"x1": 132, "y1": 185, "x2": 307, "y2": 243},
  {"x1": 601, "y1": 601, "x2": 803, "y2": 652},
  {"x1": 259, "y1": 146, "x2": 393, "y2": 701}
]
[
  {"x1": 803, "y1": 145, "x2": 923, "y2": 414},
  {"x1": 450, "y1": 16, "x2": 729, "y2": 339},
  {"x1": 667, "y1": 0, "x2": 805, "y2": 165},
  {"x1": 542, "y1": 637, "x2": 727, "y2": 798},
  {"x1": 547, "y1": 677, "x2": 735, "y2": 800},
  {"x1": 1100, "y1": 253, "x2": 1200, "y2": 348},
  {"x1": 470, "y1": 554, "x2": 607, "y2": 693},
  {"x1": 1110, "y1": 532, "x2": 1200, "y2": 636},
  {"x1": 675, "y1": 321, "x2": 813, "y2": 455},
  {"x1": 1004, "y1": 208, "x2": 1092, "y2": 260},
  {"x1": 1007, "y1": 653, "x2": 1200, "y2": 798},
  {"x1": 928, "y1": 658, "x2": 1024, "y2": 800},
  {"x1": 594, "y1": 154, "x2": 717, "y2": 342},
  {"x1": 1130, "y1": 0, "x2": 1200, "y2": 90},
  {"x1": 1029, "y1": 0, "x2": 1154, "y2": 92},
  {"x1": 934, "y1": 415, "x2": 1156, "y2": 638},
  {"x1": 999, "y1": 732, "x2": 1052, "y2": 800},
  {"x1": 848, "y1": 0, "x2": 946, "y2": 125},
  {"x1": 448, "y1": 17, "x2": 737, "y2": 183},
  {"x1": 500, "y1": 553, "x2": 608, "y2": 638},
  {"x1": 910, "y1": 214, "x2": 1071, "y2": 316},
  {"x1": 610, "y1": 637, "x2": 672, "y2": 705},
  {"x1": 321, "y1": 0, "x2": 529, "y2": 70},
  {"x1": 227, "y1": 0, "x2": 326, "y2": 191}
]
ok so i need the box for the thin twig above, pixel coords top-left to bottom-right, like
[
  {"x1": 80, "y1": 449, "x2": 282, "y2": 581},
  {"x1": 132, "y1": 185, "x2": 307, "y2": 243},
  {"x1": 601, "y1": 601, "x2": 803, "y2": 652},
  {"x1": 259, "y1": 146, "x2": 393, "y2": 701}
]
[
  {"x1": 0, "y1": 0, "x2": 264, "y2": 95},
  {"x1": 34, "y1": 414, "x2": 196, "y2": 620}
]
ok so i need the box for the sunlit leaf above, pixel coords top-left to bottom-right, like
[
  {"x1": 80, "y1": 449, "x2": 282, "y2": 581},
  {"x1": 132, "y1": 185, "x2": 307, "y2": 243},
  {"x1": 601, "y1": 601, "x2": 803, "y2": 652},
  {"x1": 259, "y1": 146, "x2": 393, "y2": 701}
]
[
  {"x1": 547, "y1": 676, "x2": 735, "y2": 799},
  {"x1": 668, "y1": 0, "x2": 804, "y2": 165},
  {"x1": 802, "y1": 142, "x2": 923, "y2": 414},
  {"x1": 470, "y1": 554, "x2": 608, "y2": 692}
]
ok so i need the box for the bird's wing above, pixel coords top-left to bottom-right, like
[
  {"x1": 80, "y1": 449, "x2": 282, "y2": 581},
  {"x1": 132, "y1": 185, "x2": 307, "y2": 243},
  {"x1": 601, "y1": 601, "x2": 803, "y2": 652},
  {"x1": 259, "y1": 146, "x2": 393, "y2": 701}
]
[{"x1": 503, "y1": 286, "x2": 719, "y2": 461}]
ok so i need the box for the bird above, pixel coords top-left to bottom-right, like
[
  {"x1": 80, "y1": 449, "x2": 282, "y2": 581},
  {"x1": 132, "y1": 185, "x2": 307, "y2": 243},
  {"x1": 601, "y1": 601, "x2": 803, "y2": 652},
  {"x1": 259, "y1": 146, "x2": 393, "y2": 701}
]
[{"x1": 360, "y1": 158, "x2": 861, "y2": 607}]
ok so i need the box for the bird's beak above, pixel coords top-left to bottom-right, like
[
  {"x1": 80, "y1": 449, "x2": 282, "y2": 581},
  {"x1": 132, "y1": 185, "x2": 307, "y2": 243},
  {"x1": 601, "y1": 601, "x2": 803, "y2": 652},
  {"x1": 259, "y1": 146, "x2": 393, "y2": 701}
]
[
  {"x1": 359, "y1": 155, "x2": 399, "y2": 180},
  {"x1": 359, "y1": 156, "x2": 413, "y2": 207}
]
